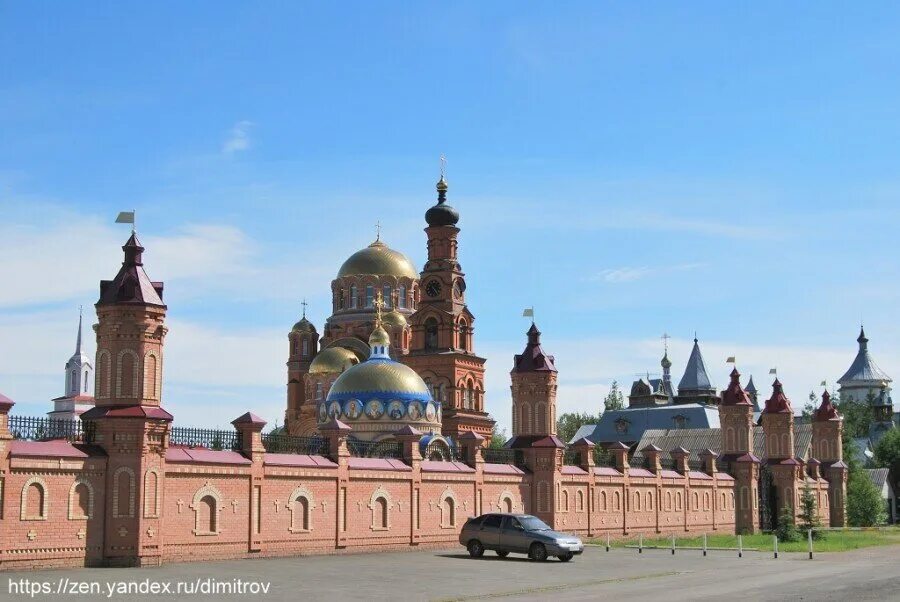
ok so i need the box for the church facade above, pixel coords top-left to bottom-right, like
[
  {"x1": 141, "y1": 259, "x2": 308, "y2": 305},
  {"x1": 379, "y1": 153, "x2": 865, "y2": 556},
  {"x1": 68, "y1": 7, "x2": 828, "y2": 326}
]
[{"x1": 0, "y1": 176, "x2": 847, "y2": 571}]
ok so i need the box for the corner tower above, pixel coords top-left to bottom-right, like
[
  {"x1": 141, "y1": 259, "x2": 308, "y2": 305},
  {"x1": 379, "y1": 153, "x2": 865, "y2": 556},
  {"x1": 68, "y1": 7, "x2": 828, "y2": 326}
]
[
  {"x1": 507, "y1": 323, "x2": 558, "y2": 446},
  {"x1": 403, "y1": 173, "x2": 494, "y2": 440},
  {"x1": 718, "y1": 368, "x2": 759, "y2": 533},
  {"x1": 82, "y1": 233, "x2": 171, "y2": 567},
  {"x1": 285, "y1": 304, "x2": 319, "y2": 434}
]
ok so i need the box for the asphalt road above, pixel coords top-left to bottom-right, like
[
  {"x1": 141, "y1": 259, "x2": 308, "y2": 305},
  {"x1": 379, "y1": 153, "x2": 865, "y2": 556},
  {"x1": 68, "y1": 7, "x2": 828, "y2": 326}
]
[{"x1": 3, "y1": 544, "x2": 899, "y2": 601}]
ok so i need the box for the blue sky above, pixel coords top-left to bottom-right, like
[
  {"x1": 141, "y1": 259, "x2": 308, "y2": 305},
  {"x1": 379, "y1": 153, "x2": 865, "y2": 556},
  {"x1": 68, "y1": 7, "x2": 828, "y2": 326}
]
[{"x1": 2, "y1": 2, "x2": 900, "y2": 431}]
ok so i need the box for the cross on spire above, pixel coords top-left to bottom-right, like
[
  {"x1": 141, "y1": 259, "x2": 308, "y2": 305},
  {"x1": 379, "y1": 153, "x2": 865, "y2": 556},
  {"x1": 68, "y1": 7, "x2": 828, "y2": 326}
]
[
  {"x1": 300, "y1": 298, "x2": 308, "y2": 319},
  {"x1": 375, "y1": 220, "x2": 381, "y2": 242},
  {"x1": 374, "y1": 290, "x2": 384, "y2": 326},
  {"x1": 440, "y1": 154, "x2": 446, "y2": 179},
  {"x1": 661, "y1": 332, "x2": 671, "y2": 353}
]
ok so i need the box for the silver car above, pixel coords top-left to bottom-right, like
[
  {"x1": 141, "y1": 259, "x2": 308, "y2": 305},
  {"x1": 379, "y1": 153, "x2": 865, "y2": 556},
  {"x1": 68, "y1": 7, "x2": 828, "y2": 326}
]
[{"x1": 459, "y1": 513, "x2": 584, "y2": 562}]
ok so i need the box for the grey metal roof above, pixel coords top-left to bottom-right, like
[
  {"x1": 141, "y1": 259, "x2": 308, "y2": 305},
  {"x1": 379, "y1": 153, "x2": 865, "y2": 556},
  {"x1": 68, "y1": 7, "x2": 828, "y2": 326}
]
[
  {"x1": 677, "y1": 338, "x2": 715, "y2": 392},
  {"x1": 865, "y1": 468, "x2": 890, "y2": 492},
  {"x1": 838, "y1": 327, "x2": 892, "y2": 385},
  {"x1": 577, "y1": 404, "x2": 720, "y2": 445},
  {"x1": 632, "y1": 422, "x2": 813, "y2": 466},
  {"x1": 569, "y1": 424, "x2": 596, "y2": 445},
  {"x1": 745, "y1": 376, "x2": 757, "y2": 394}
]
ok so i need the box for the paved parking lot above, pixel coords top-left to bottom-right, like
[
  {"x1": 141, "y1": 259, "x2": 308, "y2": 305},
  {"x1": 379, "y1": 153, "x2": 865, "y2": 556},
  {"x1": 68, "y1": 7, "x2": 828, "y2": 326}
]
[{"x1": 4, "y1": 544, "x2": 900, "y2": 601}]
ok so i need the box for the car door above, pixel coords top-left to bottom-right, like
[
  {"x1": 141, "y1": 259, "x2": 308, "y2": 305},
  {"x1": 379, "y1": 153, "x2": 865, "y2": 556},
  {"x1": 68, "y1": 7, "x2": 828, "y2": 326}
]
[
  {"x1": 500, "y1": 516, "x2": 530, "y2": 553},
  {"x1": 477, "y1": 514, "x2": 503, "y2": 549}
]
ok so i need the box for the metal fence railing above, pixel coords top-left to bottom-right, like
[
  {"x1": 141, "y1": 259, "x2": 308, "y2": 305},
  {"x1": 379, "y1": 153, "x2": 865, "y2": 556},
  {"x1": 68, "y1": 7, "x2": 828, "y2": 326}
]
[
  {"x1": 168, "y1": 426, "x2": 241, "y2": 451},
  {"x1": 262, "y1": 432, "x2": 328, "y2": 456},
  {"x1": 482, "y1": 448, "x2": 525, "y2": 467},
  {"x1": 563, "y1": 449, "x2": 582, "y2": 466},
  {"x1": 8, "y1": 415, "x2": 95, "y2": 443},
  {"x1": 347, "y1": 438, "x2": 404, "y2": 459},
  {"x1": 423, "y1": 439, "x2": 459, "y2": 461}
]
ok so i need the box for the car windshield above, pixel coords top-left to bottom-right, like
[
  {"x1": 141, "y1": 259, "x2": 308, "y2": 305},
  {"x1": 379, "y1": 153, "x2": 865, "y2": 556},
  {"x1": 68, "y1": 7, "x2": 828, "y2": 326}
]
[{"x1": 519, "y1": 516, "x2": 552, "y2": 531}]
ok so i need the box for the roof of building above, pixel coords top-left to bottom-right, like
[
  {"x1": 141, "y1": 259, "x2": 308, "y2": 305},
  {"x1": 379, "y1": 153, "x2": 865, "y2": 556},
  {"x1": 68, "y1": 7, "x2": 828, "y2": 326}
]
[
  {"x1": 838, "y1": 327, "x2": 892, "y2": 385},
  {"x1": 309, "y1": 346, "x2": 360, "y2": 375},
  {"x1": 98, "y1": 233, "x2": 165, "y2": 307},
  {"x1": 763, "y1": 379, "x2": 793, "y2": 414},
  {"x1": 677, "y1": 338, "x2": 715, "y2": 392},
  {"x1": 865, "y1": 468, "x2": 891, "y2": 492},
  {"x1": 632, "y1": 422, "x2": 814, "y2": 467},
  {"x1": 512, "y1": 323, "x2": 557, "y2": 373},
  {"x1": 425, "y1": 176, "x2": 460, "y2": 226},
  {"x1": 337, "y1": 239, "x2": 418, "y2": 279},
  {"x1": 721, "y1": 368, "x2": 752, "y2": 406},
  {"x1": 570, "y1": 404, "x2": 720, "y2": 445}
]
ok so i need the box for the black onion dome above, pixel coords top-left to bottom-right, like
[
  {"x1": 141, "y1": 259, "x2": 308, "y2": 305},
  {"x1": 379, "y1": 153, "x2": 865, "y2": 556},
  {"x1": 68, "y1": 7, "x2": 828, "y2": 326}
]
[{"x1": 425, "y1": 177, "x2": 459, "y2": 226}]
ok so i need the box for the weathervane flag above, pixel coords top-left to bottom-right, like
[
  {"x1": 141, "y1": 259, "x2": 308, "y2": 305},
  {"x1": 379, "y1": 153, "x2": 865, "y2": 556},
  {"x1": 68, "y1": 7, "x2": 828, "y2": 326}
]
[
  {"x1": 769, "y1": 368, "x2": 778, "y2": 375},
  {"x1": 726, "y1": 356, "x2": 736, "y2": 364},
  {"x1": 115, "y1": 210, "x2": 136, "y2": 232},
  {"x1": 522, "y1": 308, "x2": 534, "y2": 318}
]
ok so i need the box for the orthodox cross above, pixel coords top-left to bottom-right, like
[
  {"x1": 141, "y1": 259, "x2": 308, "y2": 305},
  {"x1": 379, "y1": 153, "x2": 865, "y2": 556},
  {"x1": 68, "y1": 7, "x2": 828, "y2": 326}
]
[
  {"x1": 661, "y1": 332, "x2": 671, "y2": 354},
  {"x1": 375, "y1": 290, "x2": 384, "y2": 325},
  {"x1": 375, "y1": 220, "x2": 381, "y2": 241},
  {"x1": 440, "y1": 154, "x2": 446, "y2": 179},
  {"x1": 300, "y1": 298, "x2": 308, "y2": 319}
]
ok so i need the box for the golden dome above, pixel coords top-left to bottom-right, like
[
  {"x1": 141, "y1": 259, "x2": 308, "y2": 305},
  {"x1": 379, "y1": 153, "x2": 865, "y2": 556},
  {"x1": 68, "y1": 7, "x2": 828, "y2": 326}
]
[
  {"x1": 292, "y1": 317, "x2": 316, "y2": 333},
  {"x1": 381, "y1": 310, "x2": 407, "y2": 329},
  {"x1": 369, "y1": 324, "x2": 391, "y2": 347},
  {"x1": 308, "y1": 346, "x2": 360, "y2": 374},
  {"x1": 328, "y1": 359, "x2": 430, "y2": 397},
  {"x1": 337, "y1": 240, "x2": 418, "y2": 279}
]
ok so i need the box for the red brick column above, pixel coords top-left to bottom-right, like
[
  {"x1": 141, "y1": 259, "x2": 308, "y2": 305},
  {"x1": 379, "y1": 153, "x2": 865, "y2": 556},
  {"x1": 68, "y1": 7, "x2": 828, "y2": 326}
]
[
  {"x1": 394, "y1": 426, "x2": 423, "y2": 546},
  {"x1": 458, "y1": 432, "x2": 485, "y2": 518},
  {"x1": 609, "y1": 442, "x2": 630, "y2": 535},
  {"x1": 0, "y1": 399, "x2": 13, "y2": 567},
  {"x1": 232, "y1": 412, "x2": 267, "y2": 553},
  {"x1": 319, "y1": 419, "x2": 352, "y2": 548}
]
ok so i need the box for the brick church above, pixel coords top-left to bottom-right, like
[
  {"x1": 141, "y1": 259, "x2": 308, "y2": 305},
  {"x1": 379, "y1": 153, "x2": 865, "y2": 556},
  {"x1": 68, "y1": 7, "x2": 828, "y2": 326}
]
[{"x1": 0, "y1": 174, "x2": 847, "y2": 570}]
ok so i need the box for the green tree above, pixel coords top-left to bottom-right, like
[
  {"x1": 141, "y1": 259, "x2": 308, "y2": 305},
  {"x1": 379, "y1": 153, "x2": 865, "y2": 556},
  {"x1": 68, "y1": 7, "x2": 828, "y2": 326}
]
[
  {"x1": 847, "y1": 469, "x2": 886, "y2": 527},
  {"x1": 603, "y1": 381, "x2": 625, "y2": 412},
  {"x1": 801, "y1": 390, "x2": 817, "y2": 422},
  {"x1": 873, "y1": 428, "x2": 900, "y2": 469},
  {"x1": 836, "y1": 391, "x2": 874, "y2": 439},
  {"x1": 488, "y1": 424, "x2": 508, "y2": 449},
  {"x1": 775, "y1": 504, "x2": 799, "y2": 542},
  {"x1": 556, "y1": 412, "x2": 600, "y2": 444},
  {"x1": 798, "y1": 482, "x2": 823, "y2": 540}
]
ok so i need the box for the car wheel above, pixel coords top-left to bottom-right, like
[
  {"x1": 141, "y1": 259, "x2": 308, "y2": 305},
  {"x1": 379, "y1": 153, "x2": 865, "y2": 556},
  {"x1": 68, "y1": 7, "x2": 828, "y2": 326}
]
[
  {"x1": 529, "y1": 543, "x2": 548, "y2": 562},
  {"x1": 558, "y1": 553, "x2": 573, "y2": 562},
  {"x1": 467, "y1": 540, "x2": 485, "y2": 558},
  {"x1": 496, "y1": 550, "x2": 509, "y2": 558}
]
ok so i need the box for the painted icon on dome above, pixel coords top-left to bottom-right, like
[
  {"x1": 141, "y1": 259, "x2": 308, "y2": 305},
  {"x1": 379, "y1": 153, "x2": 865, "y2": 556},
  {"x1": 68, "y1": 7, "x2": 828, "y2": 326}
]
[
  {"x1": 318, "y1": 402, "x2": 327, "y2": 423},
  {"x1": 365, "y1": 399, "x2": 385, "y2": 419},
  {"x1": 408, "y1": 401, "x2": 422, "y2": 421},
  {"x1": 388, "y1": 400, "x2": 404, "y2": 420},
  {"x1": 345, "y1": 399, "x2": 362, "y2": 420},
  {"x1": 328, "y1": 401, "x2": 342, "y2": 419},
  {"x1": 425, "y1": 402, "x2": 437, "y2": 422}
]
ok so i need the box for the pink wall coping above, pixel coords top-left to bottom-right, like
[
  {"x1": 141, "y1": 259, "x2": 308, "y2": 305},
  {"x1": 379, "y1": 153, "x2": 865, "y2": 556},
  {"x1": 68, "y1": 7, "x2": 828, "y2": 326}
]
[{"x1": 165, "y1": 446, "x2": 251, "y2": 465}]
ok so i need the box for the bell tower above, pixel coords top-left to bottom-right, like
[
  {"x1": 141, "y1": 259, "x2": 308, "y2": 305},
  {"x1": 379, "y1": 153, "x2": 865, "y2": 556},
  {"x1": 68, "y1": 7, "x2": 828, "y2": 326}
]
[
  {"x1": 285, "y1": 300, "x2": 319, "y2": 434},
  {"x1": 403, "y1": 170, "x2": 494, "y2": 440},
  {"x1": 507, "y1": 323, "x2": 558, "y2": 447}
]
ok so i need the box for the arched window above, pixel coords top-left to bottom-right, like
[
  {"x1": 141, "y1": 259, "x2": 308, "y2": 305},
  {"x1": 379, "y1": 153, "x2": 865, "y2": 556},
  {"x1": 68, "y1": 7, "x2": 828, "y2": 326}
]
[
  {"x1": 192, "y1": 485, "x2": 222, "y2": 535},
  {"x1": 144, "y1": 352, "x2": 159, "y2": 399},
  {"x1": 562, "y1": 489, "x2": 569, "y2": 512},
  {"x1": 383, "y1": 284, "x2": 392, "y2": 308},
  {"x1": 302, "y1": 338, "x2": 310, "y2": 357},
  {"x1": 613, "y1": 491, "x2": 621, "y2": 511},
  {"x1": 144, "y1": 469, "x2": 160, "y2": 518},
  {"x1": 293, "y1": 496, "x2": 310, "y2": 531},
  {"x1": 537, "y1": 403, "x2": 547, "y2": 432},
  {"x1": 666, "y1": 491, "x2": 672, "y2": 511},
  {"x1": 458, "y1": 319, "x2": 468, "y2": 351},
  {"x1": 782, "y1": 433, "x2": 790, "y2": 456},
  {"x1": 21, "y1": 477, "x2": 48, "y2": 521},
  {"x1": 676, "y1": 491, "x2": 683, "y2": 511},
  {"x1": 350, "y1": 285, "x2": 358, "y2": 309},
  {"x1": 369, "y1": 488, "x2": 391, "y2": 530},
  {"x1": 726, "y1": 427, "x2": 735, "y2": 450},
  {"x1": 315, "y1": 383, "x2": 323, "y2": 401},
  {"x1": 721, "y1": 492, "x2": 727, "y2": 510},
  {"x1": 399, "y1": 285, "x2": 407, "y2": 309},
  {"x1": 70, "y1": 369, "x2": 77, "y2": 394},
  {"x1": 634, "y1": 491, "x2": 641, "y2": 511},
  {"x1": 704, "y1": 491, "x2": 710, "y2": 511},
  {"x1": 646, "y1": 491, "x2": 653, "y2": 510},
  {"x1": 576, "y1": 490, "x2": 585, "y2": 512},
  {"x1": 600, "y1": 490, "x2": 608, "y2": 511},
  {"x1": 365, "y1": 285, "x2": 374, "y2": 308},
  {"x1": 374, "y1": 497, "x2": 388, "y2": 529},
  {"x1": 522, "y1": 403, "x2": 532, "y2": 433},
  {"x1": 441, "y1": 495, "x2": 456, "y2": 528},
  {"x1": 96, "y1": 351, "x2": 110, "y2": 398},
  {"x1": 425, "y1": 317, "x2": 439, "y2": 350},
  {"x1": 339, "y1": 289, "x2": 346, "y2": 310},
  {"x1": 466, "y1": 381, "x2": 475, "y2": 410},
  {"x1": 120, "y1": 351, "x2": 135, "y2": 397},
  {"x1": 113, "y1": 467, "x2": 135, "y2": 518},
  {"x1": 502, "y1": 495, "x2": 513, "y2": 513},
  {"x1": 84, "y1": 371, "x2": 89, "y2": 393},
  {"x1": 538, "y1": 481, "x2": 550, "y2": 513},
  {"x1": 69, "y1": 480, "x2": 93, "y2": 520}
]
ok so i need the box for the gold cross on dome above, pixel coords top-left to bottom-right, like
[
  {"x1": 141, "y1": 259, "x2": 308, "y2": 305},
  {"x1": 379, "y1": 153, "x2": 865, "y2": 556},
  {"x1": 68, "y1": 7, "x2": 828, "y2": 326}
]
[
  {"x1": 374, "y1": 290, "x2": 384, "y2": 324},
  {"x1": 440, "y1": 154, "x2": 446, "y2": 178},
  {"x1": 661, "y1": 332, "x2": 671, "y2": 353},
  {"x1": 301, "y1": 298, "x2": 308, "y2": 319},
  {"x1": 375, "y1": 220, "x2": 381, "y2": 241}
]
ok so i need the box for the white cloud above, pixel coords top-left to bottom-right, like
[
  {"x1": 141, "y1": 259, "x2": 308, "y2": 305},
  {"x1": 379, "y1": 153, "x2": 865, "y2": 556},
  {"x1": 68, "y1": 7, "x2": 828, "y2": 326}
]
[
  {"x1": 222, "y1": 120, "x2": 253, "y2": 154},
  {"x1": 593, "y1": 262, "x2": 704, "y2": 283}
]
